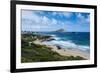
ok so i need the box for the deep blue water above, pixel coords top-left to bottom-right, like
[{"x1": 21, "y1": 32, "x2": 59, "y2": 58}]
[{"x1": 34, "y1": 32, "x2": 90, "y2": 53}]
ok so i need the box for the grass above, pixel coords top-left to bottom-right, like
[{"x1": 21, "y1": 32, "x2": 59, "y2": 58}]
[{"x1": 21, "y1": 34, "x2": 85, "y2": 63}]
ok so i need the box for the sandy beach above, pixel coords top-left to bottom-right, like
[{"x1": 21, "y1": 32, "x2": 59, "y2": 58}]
[{"x1": 33, "y1": 40, "x2": 89, "y2": 59}]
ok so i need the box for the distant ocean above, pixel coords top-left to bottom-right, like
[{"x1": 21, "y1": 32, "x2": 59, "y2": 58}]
[{"x1": 35, "y1": 32, "x2": 90, "y2": 54}]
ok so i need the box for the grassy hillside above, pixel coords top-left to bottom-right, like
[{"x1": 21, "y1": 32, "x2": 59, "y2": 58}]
[{"x1": 21, "y1": 34, "x2": 85, "y2": 63}]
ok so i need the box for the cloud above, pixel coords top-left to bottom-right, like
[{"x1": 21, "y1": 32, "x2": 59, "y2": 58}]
[
  {"x1": 76, "y1": 13, "x2": 90, "y2": 25},
  {"x1": 77, "y1": 13, "x2": 84, "y2": 19},
  {"x1": 22, "y1": 10, "x2": 90, "y2": 32},
  {"x1": 52, "y1": 12, "x2": 73, "y2": 18},
  {"x1": 22, "y1": 10, "x2": 42, "y2": 24},
  {"x1": 41, "y1": 16, "x2": 51, "y2": 25},
  {"x1": 22, "y1": 10, "x2": 61, "y2": 31},
  {"x1": 51, "y1": 18, "x2": 57, "y2": 25},
  {"x1": 85, "y1": 15, "x2": 90, "y2": 23}
]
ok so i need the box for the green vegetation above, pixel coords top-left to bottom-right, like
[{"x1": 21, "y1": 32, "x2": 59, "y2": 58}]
[{"x1": 21, "y1": 34, "x2": 85, "y2": 63}]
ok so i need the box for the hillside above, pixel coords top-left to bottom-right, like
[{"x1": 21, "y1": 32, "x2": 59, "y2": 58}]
[
  {"x1": 54, "y1": 28, "x2": 66, "y2": 32},
  {"x1": 21, "y1": 34, "x2": 85, "y2": 63}
]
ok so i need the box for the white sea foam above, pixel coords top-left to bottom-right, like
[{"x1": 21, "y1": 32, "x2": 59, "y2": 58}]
[
  {"x1": 53, "y1": 37, "x2": 61, "y2": 40},
  {"x1": 42, "y1": 40, "x2": 90, "y2": 53},
  {"x1": 50, "y1": 35, "x2": 56, "y2": 37}
]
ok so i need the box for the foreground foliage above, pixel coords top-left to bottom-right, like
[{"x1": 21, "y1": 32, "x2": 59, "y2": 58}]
[{"x1": 21, "y1": 34, "x2": 85, "y2": 63}]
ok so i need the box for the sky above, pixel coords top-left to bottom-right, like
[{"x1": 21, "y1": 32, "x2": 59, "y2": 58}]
[{"x1": 21, "y1": 10, "x2": 90, "y2": 32}]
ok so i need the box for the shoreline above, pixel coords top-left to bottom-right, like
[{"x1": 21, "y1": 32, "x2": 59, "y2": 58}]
[{"x1": 33, "y1": 40, "x2": 90, "y2": 60}]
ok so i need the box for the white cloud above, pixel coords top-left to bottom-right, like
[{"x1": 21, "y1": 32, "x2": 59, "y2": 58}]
[
  {"x1": 77, "y1": 13, "x2": 84, "y2": 19},
  {"x1": 62, "y1": 12, "x2": 73, "y2": 17},
  {"x1": 22, "y1": 10, "x2": 90, "y2": 32},
  {"x1": 85, "y1": 15, "x2": 90, "y2": 23},
  {"x1": 52, "y1": 12, "x2": 57, "y2": 15},
  {"x1": 76, "y1": 13, "x2": 90, "y2": 25},
  {"x1": 22, "y1": 10, "x2": 39, "y2": 21},
  {"x1": 51, "y1": 18, "x2": 57, "y2": 25},
  {"x1": 22, "y1": 10, "x2": 61, "y2": 31},
  {"x1": 52, "y1": 12, "x2": 73, "y2": 18},
  {"x1": 41, "y1": 16, "x2": 51, "y2": 25}
]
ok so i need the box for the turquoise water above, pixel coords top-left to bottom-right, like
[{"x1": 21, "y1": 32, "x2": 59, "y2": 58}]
[{"x1": 35, "y1": 32, "x2": 90, "y2": 53}]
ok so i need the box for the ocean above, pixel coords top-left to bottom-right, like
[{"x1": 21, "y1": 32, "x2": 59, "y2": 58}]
[{"x1": 35, "y1": 32, "x2": 90, "y2": 54}]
